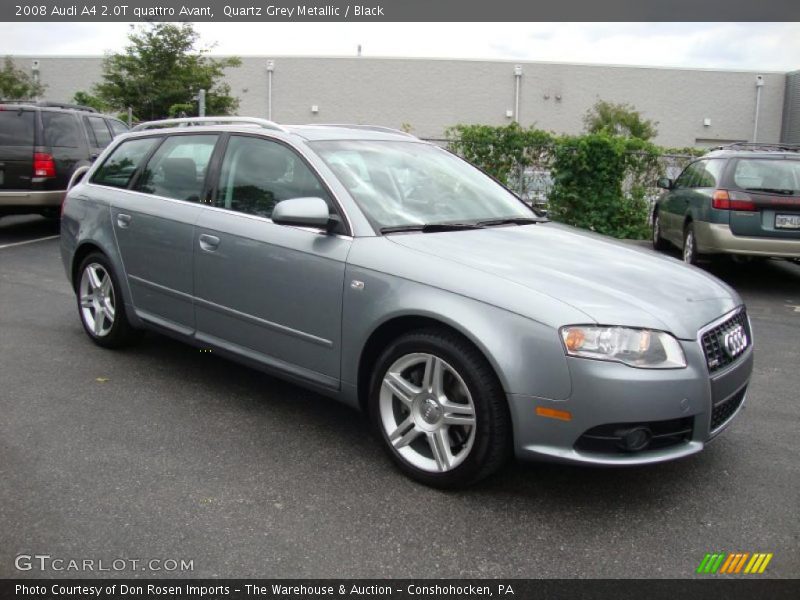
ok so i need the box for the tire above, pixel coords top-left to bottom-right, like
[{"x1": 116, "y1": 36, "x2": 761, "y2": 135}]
[
  {"x1": 368, "y1": 328, "x2": 511, "y2": 488},
  {"x1": 683, "y1": 222, "x2": 700, "y2": 266},
  {"x1": 76, "y1": 252, "x2": 140, "y2": 348},
  {"x1": 652, "y1": 210, "x2": 669, "y2": 251}
]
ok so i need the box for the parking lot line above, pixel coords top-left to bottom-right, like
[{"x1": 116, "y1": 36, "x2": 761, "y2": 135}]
[{"x1": 0, "y1": 235, "x2": 59, "y2": 250}]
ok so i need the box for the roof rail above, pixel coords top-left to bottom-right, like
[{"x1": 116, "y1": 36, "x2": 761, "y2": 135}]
[
  {"x1": 314, "y1": 124, "x2": 417, "y2": 138},
  {"x1": 713, "y1": 142, "x2": 800, "y2": 153},
  {"x1": 132, "y1": 116, "x2": 288, "y2": 133},
  {"x1": 0, "y1": 100, "x2": 98, "y2": 113}
]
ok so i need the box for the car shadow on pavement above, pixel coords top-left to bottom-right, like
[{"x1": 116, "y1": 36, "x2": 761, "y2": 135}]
[
  {"x1": 0, "y1": 214, "x2": 60, "y2": 244},
  {"x1": 125, "y1": 330, "x2": 734, "y2": 512}
]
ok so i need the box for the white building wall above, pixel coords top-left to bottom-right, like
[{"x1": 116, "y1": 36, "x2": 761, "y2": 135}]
[{"x1": 10, "y1": 55, "x2": 788, "y2": 148}]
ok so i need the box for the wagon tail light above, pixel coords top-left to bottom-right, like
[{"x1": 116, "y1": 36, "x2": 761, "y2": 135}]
[
  {"x1": 711, "y1": 190, "x2": 756, "y2": 211},
  {"x1": 33, "y1": 152, "x2": 56, "y2": 179}
]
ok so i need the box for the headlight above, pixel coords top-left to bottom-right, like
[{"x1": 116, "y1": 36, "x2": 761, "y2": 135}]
[{"x1": 560, "y1": 325, "x2": 687, "y2": 369}]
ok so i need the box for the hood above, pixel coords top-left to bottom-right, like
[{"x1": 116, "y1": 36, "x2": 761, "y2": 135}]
[{"x1": 387, "y1": 223, "x2": 740, "y2": 339}]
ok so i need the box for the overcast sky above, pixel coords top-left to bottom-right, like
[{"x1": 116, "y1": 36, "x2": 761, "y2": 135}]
[{"x1": 1, "y1": 22, "x2": 798, "y2": 71}]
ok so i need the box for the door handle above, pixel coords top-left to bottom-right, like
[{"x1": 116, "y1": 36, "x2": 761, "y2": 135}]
[
  {"x1": 198, "y1": 234, "x2": 220, "y2": 252},
  {"x1": 116, "y1": 213, "x2": 132, "y2": 228}
]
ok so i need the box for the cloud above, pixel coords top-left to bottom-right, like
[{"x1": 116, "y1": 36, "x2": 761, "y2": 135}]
[{"x1": 0, "y1": 22, "x2": 797, "y2": 71}]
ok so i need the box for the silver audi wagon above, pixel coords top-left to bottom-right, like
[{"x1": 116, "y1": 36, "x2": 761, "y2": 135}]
[{"x1": 60, "y1": 117, "x2": 753, "y2": 487}]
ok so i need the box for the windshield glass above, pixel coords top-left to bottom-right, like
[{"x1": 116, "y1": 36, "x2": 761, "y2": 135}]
[
  {"x1": 733, "y1": 158, "x2": 800, "y2": 193},
  {"x1": 310, "y1": 140, "x2": 536, "y2": 229}
]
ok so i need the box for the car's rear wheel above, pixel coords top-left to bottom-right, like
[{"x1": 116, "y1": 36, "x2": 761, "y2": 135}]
[
  {"x1": 683, "y1": 222, "x2": 700, "y2": 265},
  {"x1": 369, "y1": 328, "x2": 511, "y2": 488},
  {"x1": 77, "y1": 253, "x2": 139, "y2": 348},
  {"x1": 652, "y1": 210, "x2": 669, "y2": 251}
]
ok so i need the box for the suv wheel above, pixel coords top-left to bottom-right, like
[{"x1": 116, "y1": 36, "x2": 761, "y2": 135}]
[
  {"x1": 369, "y1": 328, "x2": 511, "y2": 488},
  {"x1": 652, "y1": 211, "x2": 669, "y2": 251},
  {"x1": 683, "y1": 222, "x2": 700, "y2": 265},
  {"x1": 77, "y1": 253, "x2": 139, "y2": 348}
]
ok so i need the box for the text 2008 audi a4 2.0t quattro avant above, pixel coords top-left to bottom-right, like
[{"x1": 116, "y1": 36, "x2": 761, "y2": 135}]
[{"x1": 60, "y1": 117, "x2": 753, "y2": 487}]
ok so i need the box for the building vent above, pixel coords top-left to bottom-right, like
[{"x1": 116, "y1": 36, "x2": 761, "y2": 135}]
[{"x1": 781, "y1": 70, "x2": 800, "y2": 144}]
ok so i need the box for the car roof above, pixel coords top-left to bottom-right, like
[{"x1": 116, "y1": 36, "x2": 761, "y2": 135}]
[{"x1": 703, "y1": 143, "x2": 800, "y2": 159}]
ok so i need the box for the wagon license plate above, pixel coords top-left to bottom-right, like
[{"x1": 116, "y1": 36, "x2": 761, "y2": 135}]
[{"x1": 775, "y1": 214, "x2": 800, "y2": 229}]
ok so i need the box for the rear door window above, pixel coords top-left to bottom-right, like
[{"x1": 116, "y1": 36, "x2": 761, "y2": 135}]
[
  {"x1": 0, "y1": 109, "x2": 35, "y2": 146},
  {"x1": 84, "y1": 116, "x2": 113, "y2": 148},
  {"x1": 42, "y1": 112, "x2": 83, "y2": 148},
  {"x1": 91, "y1": 137, "x2": 161, "y2": 189},
  {"x1": 689, "y1": 159, "x2": 725, "y2": 188},
  {"x1": 134, "y1": 134, "x2": 219, "y2": 202}
]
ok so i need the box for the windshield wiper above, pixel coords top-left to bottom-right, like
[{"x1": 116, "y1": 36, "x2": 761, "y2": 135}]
[
  {"x1": 745, "y1": 187, "x2": 795, "y2": 195},
  {"x1": 380, "y1": 223, "x2": 484, "y2": 234},
  {"x1": 476, "y1": 217, "x2": 546, "y2": 227}
]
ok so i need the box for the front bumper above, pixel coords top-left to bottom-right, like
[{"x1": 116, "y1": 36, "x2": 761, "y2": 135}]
[
  {"x1": 695, "y1": 222, "x2": 800, "y2": 258},
  {"x1": 0, "y1": 190, "x2": 64, "y2": 210},
  {"x1": 508, "y1": 341, "x2": 753, "y2": 466}
]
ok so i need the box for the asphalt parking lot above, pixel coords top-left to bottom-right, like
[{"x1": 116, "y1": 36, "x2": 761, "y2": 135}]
[{"x1": 1, "y1": 215, "x2": 798, "y2": 579}]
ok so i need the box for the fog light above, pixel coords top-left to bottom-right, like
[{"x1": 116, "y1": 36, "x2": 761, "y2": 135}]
[{"x1": 615, "y1": 426, "x2": 652, "y2": 452}]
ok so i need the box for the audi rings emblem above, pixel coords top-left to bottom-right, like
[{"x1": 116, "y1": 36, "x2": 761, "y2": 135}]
[{"x1": 722, "y1": 325, "x2": 748, "y2": 358}]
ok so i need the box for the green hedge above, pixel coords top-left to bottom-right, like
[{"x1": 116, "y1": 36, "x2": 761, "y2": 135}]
[{"x1": 446, "y1": 123, "x2": 697, "y2": 240}]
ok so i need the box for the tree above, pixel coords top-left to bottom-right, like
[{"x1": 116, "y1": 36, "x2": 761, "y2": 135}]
[
  {"x1": 583, "y1": 100, "x2": 658, "y2": 141},
  {"x1": 72, "y1": 91, "x2": 111, "y2": 112},
  {"x1": 93, "y1": 23, "x2": 241, "y2": 121},
  {"x1": 0, "y1": 56, "x2": 46, "y2": 100}
]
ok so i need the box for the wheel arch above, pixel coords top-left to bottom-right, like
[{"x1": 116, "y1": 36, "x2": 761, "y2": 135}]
[
  {"x1": 71, "y1": 241, "x2": 105, "y2": 291},
  {"x1": 356, "y1": 314, "x2": 508, "y2": 416}
]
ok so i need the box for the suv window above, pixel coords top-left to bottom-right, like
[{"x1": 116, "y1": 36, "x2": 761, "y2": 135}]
[
  {"x1": 0, "y1": 109, "x2": 35, "y2": 146},
  {"x1": 215, "y1": 135, "x2": 331, "y2": 218},
  {"x1": 135, "y1": 134, "x2": 218, "y2": 202},
  {"x1": 84, "y1": 116, "x2": 113, "y2": 148},
  {"x1": 92, "y1": 137, "x2": 160, "y2": 189},
  {"x1": 107, "y1": 119, "x2": 129, "y2": 137},
  {"x1": 42, "y1": 112, "x2": 83, "y2": 148}
]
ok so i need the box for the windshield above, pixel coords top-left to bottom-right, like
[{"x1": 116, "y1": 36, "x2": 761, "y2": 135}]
[
  {"x1": 733, "y1": 158, "x2": 800, "y2": 194},
  {"x1": 310, "y1": 140, "x2": 536, "y2": 229}
]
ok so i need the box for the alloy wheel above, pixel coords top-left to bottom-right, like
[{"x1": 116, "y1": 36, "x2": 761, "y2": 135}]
[
  {"x1": 378, "y1": 352, "x2": 476, "y2": 473},
  {"x1": 79, "y1": 263, "x2": 116, "y2": 337}
]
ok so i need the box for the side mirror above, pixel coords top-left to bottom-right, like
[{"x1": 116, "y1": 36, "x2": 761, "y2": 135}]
[
  {"x1": 272, "y1": 197, "x2": 332, "y2": 230},
  {"x1": 657, "y1": 177, "x2": 673, "y2": 190}
]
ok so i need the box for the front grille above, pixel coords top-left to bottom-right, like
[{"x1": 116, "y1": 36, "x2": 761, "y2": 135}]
[
  {"x1": 574, "y1": 417, "x2": 694, "y2": 454},
  {"x1": 710, "y1": 387, "x2": 746, "y2": 432},
  {"x1": 701, "y1": 310, "x2": 750, "y2": 373}
]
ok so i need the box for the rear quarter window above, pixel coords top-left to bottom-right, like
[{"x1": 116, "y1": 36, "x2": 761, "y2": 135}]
[
  {"x1": 107, "y1": 119, "x2": 129, "y2": 137},
  {"x1": 0, "y1": 110, "x2": 35, "y2": 146},
  {"x1": 91, "y1": 137, "x2": 160, "y2": 189},
  {"x1": 42, "y1": 112, "x2": 83, "y2": 148}
]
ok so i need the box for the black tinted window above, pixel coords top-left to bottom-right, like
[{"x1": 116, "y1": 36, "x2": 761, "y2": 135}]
[
  {"x1": 92, "y1": 137, "x2": 160, "y2": 188},
  {"x1": 135, "y1": 135, "x2": 218, "y2": 202},
  {"x1": 85, "y1": 116, "x2": 113, "y2": 147},
  {"x1": 108, "y1": 119, "x2": 129, "y2": 137},
  {"x1": 0, "y1": 109, "x2": 35, "y2": 146},
  {"x1": 216, "y1": 136, "x2": 331, "y2": 218},
  {"x1": 42, "y1": 112, "x2": 83, "y2": 148}
]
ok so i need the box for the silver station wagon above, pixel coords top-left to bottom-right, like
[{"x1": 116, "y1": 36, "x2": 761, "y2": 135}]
[{"x1": 61, "y1": 117, "x2": 753, "y2": 487}]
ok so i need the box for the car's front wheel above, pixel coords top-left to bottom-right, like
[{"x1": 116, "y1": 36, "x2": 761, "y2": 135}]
[
  {"x1": 77, "y1": 253, "x2": 139, "y2": 348},
  {"x1": 369, "y1": 329, "x2": 511, "y2": 488}
]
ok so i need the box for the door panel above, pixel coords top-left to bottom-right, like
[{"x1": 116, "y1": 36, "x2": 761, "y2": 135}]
[
  {"x1": 110, "y1": 192, "x2": 202, "y2": 332},
  {"x1": 193, "y1": 209, "x2": 351, "y2": 384}
]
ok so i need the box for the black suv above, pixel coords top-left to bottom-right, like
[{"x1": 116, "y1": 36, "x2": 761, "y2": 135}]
[
  {"x1": 0, "y1": 101, "x2": 128, "y2": 219},
  {"x1": 653, "y1": 143, "x2": 800, "y2": 264}
]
